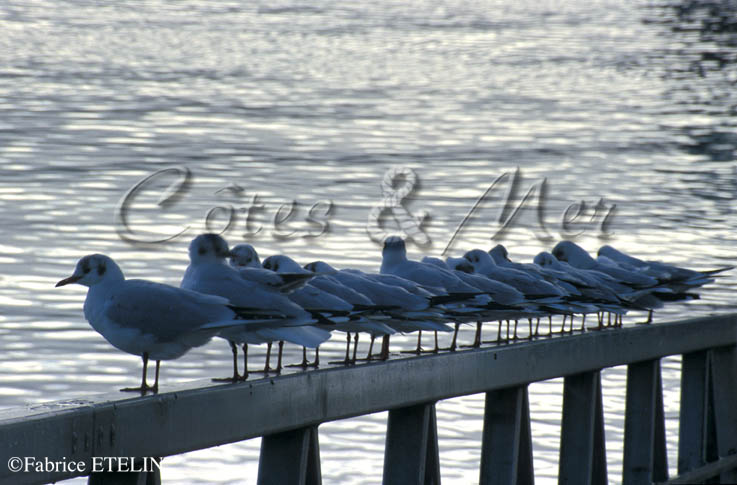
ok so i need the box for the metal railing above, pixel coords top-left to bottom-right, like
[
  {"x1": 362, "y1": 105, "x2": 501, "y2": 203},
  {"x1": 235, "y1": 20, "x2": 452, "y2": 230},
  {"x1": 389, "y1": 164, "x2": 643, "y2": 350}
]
[{"x1": 2, "y1": 314, "x2": 737, "y2": 484}]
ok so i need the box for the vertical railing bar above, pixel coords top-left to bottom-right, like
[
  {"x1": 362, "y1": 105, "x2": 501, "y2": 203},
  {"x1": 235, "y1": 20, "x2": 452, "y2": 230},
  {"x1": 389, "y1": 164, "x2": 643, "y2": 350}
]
[
  {"x1": 258, "y1": 426, "x2": 317, "y2": 485},
  {"x1": 654, "y1": 362, "x2": 669, "y2": 482},
  {"x1": 592, "y1": 373, "x2": 608, "y2": 485},
  {"x1": 383, "y1": 402, "x2": 436, "y2": 485},
  {"x1": 623, "y1": 359, "x2": 658, "y2": 485},
  {"x1": 559, "y1": 371, "x2": 597, "y2": 485},
  {"x1": 677, "y1": 351, "x2": 708, "y2": 475},
  {"x1": 479, "y1": 386, "x2": 524, "y2": 485},
  {"x1": 709, "y1": 345, "x2": 737, "y2": 483},
  {"x1": 306, "y1": 427, "x2": 322, "y2": 485},
  {"x1": 425, "y1": 404, "x2": 441, "y2": 485},
  {"x1": 517, "y1": 389, "x2": 535, "y2": 485},
  {"x1": 705, "y1": 357, "x2": 719, "y2": 469}
]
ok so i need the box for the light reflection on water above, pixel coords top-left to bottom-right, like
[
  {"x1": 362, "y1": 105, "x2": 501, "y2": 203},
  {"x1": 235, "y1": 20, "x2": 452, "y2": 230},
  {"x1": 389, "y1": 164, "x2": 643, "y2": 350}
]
[{"x1": 1, "y1": 0, "x2": 736, "y2": 483}]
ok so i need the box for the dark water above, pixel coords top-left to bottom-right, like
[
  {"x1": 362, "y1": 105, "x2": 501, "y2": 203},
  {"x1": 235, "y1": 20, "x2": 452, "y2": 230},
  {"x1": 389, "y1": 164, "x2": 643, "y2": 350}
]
[{"x1": 1, "y1": 0, "x2": 736, "y2": 483}]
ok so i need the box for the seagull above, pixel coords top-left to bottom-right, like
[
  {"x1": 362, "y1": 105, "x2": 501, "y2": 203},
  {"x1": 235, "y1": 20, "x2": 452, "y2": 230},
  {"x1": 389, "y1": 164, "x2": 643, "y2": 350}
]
[
  {"x1": 181, "y1": 234, "x2": 329, "y2": 379},
  {"x1": 463, "y1": 249, "x2": 568, "y2": 300},
  {"x1": 56, "y1": 254, "x2": 249, "y2": 393},
  {"x1": 597, "y1": 244, "x2": 733, "y2": 292},
  {"x1": 552, "y1": 241, "x2": 660, "y2": 288},
  {"x1": 552, "y1": 241, "x2": 671, "y2": 323},
  {"x1": 423, "y1": 255, "x2": 531, "y2": 347},
  {"x1": 230, "y1": 243, "x2": 314, "y2": 293},
  {"x1": 304, "y1": 260, "x2": 451, "y2": 359},
  {"x1": 229, "y1": 243, "x2": 262, "y2": 268},
  {"x1": 489, "y1": 244, "x2": 585, "y2": 295},
  {"x1": 381, "y1": 236, "x2": 489, "y2": 302},
  {"x1": 380, "y1": 236, "x2": 490, "y2": 353},
  {"x1": 487, "y1": 244, "x2": 606, "y2": 332},
  {"x1": 263, "y1": 254, "x2": 395, "y2": 365},
  {"x1": 462, "y1": 248, "x2": 588, "y2": 338}
]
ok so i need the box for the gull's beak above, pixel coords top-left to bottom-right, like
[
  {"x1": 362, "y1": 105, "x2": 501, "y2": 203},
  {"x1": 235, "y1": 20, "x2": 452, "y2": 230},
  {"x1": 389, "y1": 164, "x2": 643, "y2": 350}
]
[{"x1": 56, "y1": 275, "x2": 82, "y2": 287}]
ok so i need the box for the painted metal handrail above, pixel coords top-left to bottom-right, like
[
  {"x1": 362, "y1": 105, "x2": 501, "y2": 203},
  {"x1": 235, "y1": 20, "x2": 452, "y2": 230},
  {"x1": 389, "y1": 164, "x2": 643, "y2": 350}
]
[{"x1": 1, "y1": 314, "x2": 736, "y2": 484}]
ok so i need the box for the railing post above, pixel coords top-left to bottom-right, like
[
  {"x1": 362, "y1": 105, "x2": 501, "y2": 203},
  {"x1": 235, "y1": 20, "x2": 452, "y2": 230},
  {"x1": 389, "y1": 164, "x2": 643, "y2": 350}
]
[
  {"x1": 87, "y1": 405, "x2": 162, "y2": 485},
  {"x1": 678, "y1": 351, "x2": 708, "y2": 474},
  {"x1": 88, "y1": 467, "x2": 160, "y2": 485},
  {"x1": 623, "y1": 359, "x2": 668, "y2": 484},
  {"x1": 383, "y1": 402, "x2": 441, "y2": 485},
  {"x1": 479, "y1": 385, "x2": 534, "y2": 485},
  {"x1": 559, "y1": 370, "x2": 607, "y2": 485},
  {"x1": 257, "y1": 426, "x2": 321, "y2": 485},
  {"x1": 709, "y1": 345, "x2": 737, "y2": 482}
]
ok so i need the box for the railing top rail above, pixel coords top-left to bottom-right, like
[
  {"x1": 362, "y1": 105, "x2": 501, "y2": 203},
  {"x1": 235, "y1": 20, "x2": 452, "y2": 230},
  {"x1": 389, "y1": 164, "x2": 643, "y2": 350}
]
[{"x1": 2, "y1": 313, "x2": 737, "y2": 484}]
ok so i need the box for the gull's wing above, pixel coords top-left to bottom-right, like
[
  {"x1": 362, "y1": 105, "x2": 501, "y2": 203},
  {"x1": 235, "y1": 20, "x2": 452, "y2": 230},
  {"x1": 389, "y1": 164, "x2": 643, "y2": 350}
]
[{"x1": 103, "y1": 280, "x2": 234, "y2": 342}]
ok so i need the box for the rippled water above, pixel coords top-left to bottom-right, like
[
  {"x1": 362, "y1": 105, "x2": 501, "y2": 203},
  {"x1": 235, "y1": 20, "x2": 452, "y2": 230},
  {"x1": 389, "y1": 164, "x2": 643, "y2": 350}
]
[{"x1": 1, "y1": 0, "x2": 736, "y2": 483}]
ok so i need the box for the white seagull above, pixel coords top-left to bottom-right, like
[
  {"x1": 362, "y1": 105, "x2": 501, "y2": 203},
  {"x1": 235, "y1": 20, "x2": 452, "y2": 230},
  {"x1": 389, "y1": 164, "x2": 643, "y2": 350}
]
[
  {"x1": 263, "y1": 254, "x2": 396, "y2": 364},
  {"x1": 230, "y1": 243, "x2": 314, "y2": 293},
  {"x1": 304, "y1": 260, "x2": 451, "y2": 359},
  {"x1": 56, "y1": 254, "x2": 248, "y2": 393},
  {"x1": 181, "y1": 234, "x2": 330, "y2": 379}
]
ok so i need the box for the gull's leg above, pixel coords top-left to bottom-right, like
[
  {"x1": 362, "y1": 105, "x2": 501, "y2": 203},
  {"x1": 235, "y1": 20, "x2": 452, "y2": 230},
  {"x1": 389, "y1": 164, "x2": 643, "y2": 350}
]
[
  {"x1": 366, "y1": 335, "x2": 376, "y2": 360},
  {"x1": 352, "y1": 333, "x2": 359, "y2": 363},
  {"x1": 230, "y1": 341, "x2": 239, "y2": 379},
  {"x1": 343, "y1": 332, "x2": 351, "y2": 364},
  {"x1": 152, "y1": 360, "x2": 160, "y2": 393},
  {"x1": 528, "y1": 318, "x2": 533, "y2": 339},
  {"x1": 275, "y1": 341, "x2": 284, "y2": 373},
  {"x1": 569, "y1": 314, "x2": 574, "y2": 332},
  {"x1": 286, "y1": 345, "x2": 310, "y2": 369},
  {"x1": 380, "y1": 335, "x2": 390, "y2": 360},
  {"x1": 242, "y1": 344, "x2": 249, "y2": 380},
  {"x1": 548, "y1": 316, "x2": 552, "y2": 334},
  {"x1": 497, "y1": 320, "x2": 503, "y2": 343},
  {"x1": 213, "y1": 340, "x2": 240, "y2": 382},
  {"x1": 141, "y1": 352, "x2": 149, "y2": 390},
  {"x1": 559, "y1": 315, "x2": 567, "y2": 334},
  {"x1": 534, "y1": 318, "x2": 540, "y2": 337},
  {"x1": 263, "y1": 342, "x2": 273, "y2": 373},
  {"x1": 513, "y1": 320, "x2": 519, "y2": 340},
  {"x1": 506, "y1": 320, "x2": 511, "y2": 341},
  {"x1": 580, "y1": 314, "x2": 586, "y2": 331},
  {"x1": 402, "y1": 331, "x2": 422, "y2": 354},
  {"x1": 433, "y1": 331, "x2": 439, "y2": 353},
  {"x1": 122, "y1": 352, "x2": 150, "y2": 393},
  {"x1": 473, "y1": 321, "x2": 482, "y2": 347},
  {"x1": 448, "y1": 323, "x2": 460, "y2": 351}
]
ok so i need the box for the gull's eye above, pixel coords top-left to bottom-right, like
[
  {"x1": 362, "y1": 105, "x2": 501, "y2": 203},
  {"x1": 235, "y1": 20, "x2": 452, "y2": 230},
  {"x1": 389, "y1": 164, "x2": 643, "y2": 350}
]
[
  {"x1": 273, "y1": 263, "x2": 279, "y2": 271},
  {"x1": 83, "y1": 267, "x2": 90, "y2": 274},
  {"x1": 198, "y1": 247, "x2": 207, "y2": 255}
]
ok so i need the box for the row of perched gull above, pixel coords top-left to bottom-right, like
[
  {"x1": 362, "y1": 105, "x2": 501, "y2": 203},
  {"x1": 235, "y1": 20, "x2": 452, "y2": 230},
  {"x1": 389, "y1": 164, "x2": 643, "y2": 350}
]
[{"x1": 56, "y1": 234, "x2": 732, "y2": 393}]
